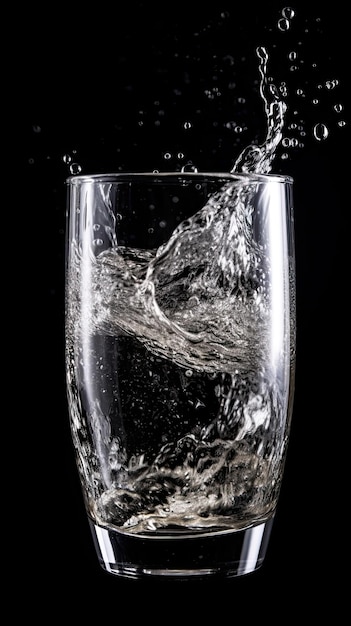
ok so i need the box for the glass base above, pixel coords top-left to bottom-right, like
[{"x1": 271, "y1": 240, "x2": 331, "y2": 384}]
[{"x1": 89, "y1": 516, "x2": 274, "y2": 580}]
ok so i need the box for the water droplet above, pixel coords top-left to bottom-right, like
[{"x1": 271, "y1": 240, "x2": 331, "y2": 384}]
[
  {"x1": 93, "y1": 224, "x2": 100, "y2": 231},
  {"x1": 313, "y1": 123, "x2": 329, "y2": 141},
  {"x1": 312, "y1": 99, "x2": 319, "y2": 105},
  {"x1": 288, "y1": 51, "x2": 297, "y2": 61},
  {"x1": 282, "y1": 6, "x2": 295, "y2": 19},
  {"x1": 32, "y1": 125, "x2": 41, "y2": 133},
  {"x1": 148, "y1": 227, "x2": 154, "y2": 234},
  {"x1": 28, "y1": 157, "x2": 35, "y2": 164},
  {"x1": 334, "y1": 103, "x2": 343, "y2": 113},
  {"x1": 325, "y1": 79, "x2": 339, "y2": 90},
  {"x1": 338, "y1": 120, "x2": 346, "y2": 127},
  {"x1": 172, "y1": 196, "x2": 180, "y2": 203},
  {"x1": 235, "y1": 125, "x2": 243, "y2": 133},
  {"x1": 116, "y1": 213, "x2": 123, "y2": 221},
  {"x1": 62, "y1": 154, "x2": 72, "y2": 164},
  {"x1": 185, "y1": 369, "x2": 193, "y2": 377},
  {"x1": 282, "y1": 137, "x2": 290, "y2": 147},
  {"x1": 278, "y1": 18, "x2": 290, "y2": 31},
  {"x1": 69, "y1": 163, "x2": 82, "y2": 175},
  {"x1": 181, "y1": 164, "x2": 198, "y2": 173},
  {"x1": 159, "y1": 221, "x2": 167, "y2": 228},
  {"x1": 93, "y1": 238, "x2": 103, "y2": 246}
]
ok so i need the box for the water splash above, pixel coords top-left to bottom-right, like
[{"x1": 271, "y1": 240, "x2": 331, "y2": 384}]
[{"x1": 232, "y1": 47, "x2": 287, "y2": 174}]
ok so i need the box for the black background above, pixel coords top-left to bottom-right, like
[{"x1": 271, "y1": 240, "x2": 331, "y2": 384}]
[{"x1": 18, "y1": 0, "x2": 348, "y2": 618}]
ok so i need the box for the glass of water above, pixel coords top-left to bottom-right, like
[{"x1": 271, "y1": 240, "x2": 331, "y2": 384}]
[{"x1": 65, "y1": 171, "x2": 296, "y2": 579}]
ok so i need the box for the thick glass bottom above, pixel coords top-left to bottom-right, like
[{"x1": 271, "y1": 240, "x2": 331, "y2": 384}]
[{"x1": 89, "y1": 516, "x2": 274, "y2": 580}]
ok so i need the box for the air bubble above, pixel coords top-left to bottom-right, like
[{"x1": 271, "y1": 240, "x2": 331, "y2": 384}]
[
  {"x1": 93, "y1": 238, "x2": 104, "y2": 246},
  {"x1": 183, "y1": 121, "x2": 192, "y2": 129},
  {"x1": 163, "y1": 152, "x2": 172, "y2": 160},
  {"x1": 62, "y1": 154, "x2": 72, "y2": 164},
  {"x1": 334, "y1": 104, "x2": 343, "y2": 113},
  {"x1": 177, "y1": 152, "x2": 185, "y2": 159},
  {"x1": 185, "y1": 369, "x2": 193, "y2": 377},
  {"x1": 288, "y1": 51, "x2": 297, "y2": 61},
  {"x1": 93, "y1": 224, "x2": 101, "y2": 231},
  {"x1": 313, "y1": 123, "x2": 329, "y2": 141}
]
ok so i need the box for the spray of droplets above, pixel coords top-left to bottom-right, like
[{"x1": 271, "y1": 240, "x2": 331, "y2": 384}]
[
  {"x1": 35, "y1": 6, "x2": 346, "y2": 174},
  {"x1": 63, "y1": 153, "x2": 82, "y2": 175}
]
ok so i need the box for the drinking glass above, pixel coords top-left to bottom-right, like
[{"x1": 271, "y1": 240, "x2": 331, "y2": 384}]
[{"x1": 65, "y1": 171, "x2": 296, "y2": 579}]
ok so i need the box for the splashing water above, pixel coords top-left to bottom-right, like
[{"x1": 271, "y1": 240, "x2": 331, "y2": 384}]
[
  {"x1": 232, "y1": 47, "x2": 287, "y2": 174},
  {"x1": 66, "y1": 46, "x2": 294, "y2": 534}
]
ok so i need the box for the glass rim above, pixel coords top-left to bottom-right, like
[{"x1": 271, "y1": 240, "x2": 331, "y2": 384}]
[{"x1": 66, "y1": 171, "x2": 293, "y2": 185}]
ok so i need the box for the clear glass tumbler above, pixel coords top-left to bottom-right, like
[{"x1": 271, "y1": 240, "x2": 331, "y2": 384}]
[{"x1": 65, "y1": 171, "x2": 296, "y2": 579}]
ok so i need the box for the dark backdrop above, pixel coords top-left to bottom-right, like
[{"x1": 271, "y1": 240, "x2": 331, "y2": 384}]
[{"x1": 18, "y1": 0, "x2": 348, "y2": 617}]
